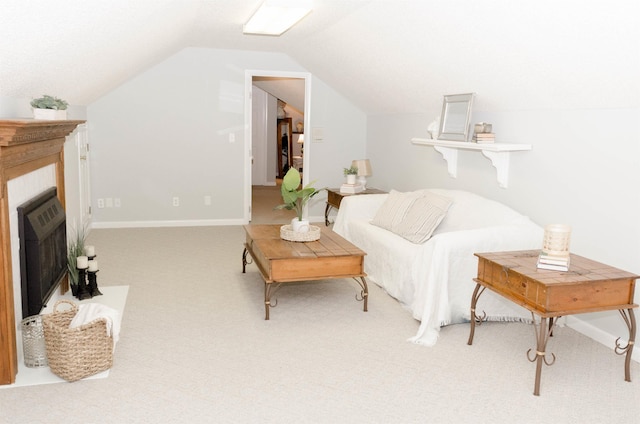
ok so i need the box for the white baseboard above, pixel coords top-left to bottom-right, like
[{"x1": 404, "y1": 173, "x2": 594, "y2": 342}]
[
  {"x1": 91, "y1": 219, "x2": 245, "y2": 229},
  {"x1": 566, "y1": 315, "x2": 639, "y2": 364}
]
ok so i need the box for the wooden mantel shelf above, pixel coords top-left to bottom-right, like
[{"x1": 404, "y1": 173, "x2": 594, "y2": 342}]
[
  {"x1": 0, "y1": 118, "x2": 85, "y2": 385},
  {"x1": 411, "y1": 138, "x2": 532, "y2": 188},
  {"x1": 0, "y1": 119, "x2": 86, "y2": 146}
]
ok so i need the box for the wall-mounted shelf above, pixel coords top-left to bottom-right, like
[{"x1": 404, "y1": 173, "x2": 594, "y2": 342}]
[{"x1": 411, "y1": 138, "x2": 532, "y2": 188}]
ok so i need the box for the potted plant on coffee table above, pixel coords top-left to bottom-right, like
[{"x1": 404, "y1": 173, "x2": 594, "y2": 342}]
[{"x1": 275, "y1": 168, "x2": 324, "y2": 238}]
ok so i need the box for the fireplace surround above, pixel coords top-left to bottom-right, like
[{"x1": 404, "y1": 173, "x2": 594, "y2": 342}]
[
  {"x1": 0, "y1": 119, "x2": 84, "y2": 385},
  {"x1": 18, "y1": 186, "x2": 68, "y2": 319}
]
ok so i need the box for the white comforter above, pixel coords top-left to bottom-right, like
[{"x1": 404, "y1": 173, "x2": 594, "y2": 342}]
[{"x1": 333, "y1": 189, "x2": 544, "y2": 346}]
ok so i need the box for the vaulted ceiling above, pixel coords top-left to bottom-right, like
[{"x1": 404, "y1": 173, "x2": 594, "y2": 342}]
[{"x1": 1, "y1": 0, "x2": 638, "y2": 115}]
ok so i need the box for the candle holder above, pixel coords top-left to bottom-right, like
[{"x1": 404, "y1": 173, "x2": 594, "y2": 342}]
[
  {"x1": 87, "y1": 269, "x2": 102, "y2": 297},
  {"x1": 76, "y1": 266, "x2": 92, "y2": 300}
]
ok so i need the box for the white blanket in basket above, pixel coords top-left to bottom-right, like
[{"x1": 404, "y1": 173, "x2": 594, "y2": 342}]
[{"x1": 70, "y1": 303, "x2": 121, "y2": 344}]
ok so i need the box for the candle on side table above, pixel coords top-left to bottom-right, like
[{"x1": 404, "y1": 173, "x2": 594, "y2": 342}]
[{"x1": 84, "y1": 245, "x2": 95, "y2": 257}]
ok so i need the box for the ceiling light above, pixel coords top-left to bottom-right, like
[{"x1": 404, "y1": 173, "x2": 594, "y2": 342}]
[{"x1": 243, "y1": 0, "x2": 313, "y2": 36}]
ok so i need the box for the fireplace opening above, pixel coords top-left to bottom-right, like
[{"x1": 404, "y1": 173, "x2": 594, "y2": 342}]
[{"x1": 18, "y1": 187, "x2": 67, "y2": 319}]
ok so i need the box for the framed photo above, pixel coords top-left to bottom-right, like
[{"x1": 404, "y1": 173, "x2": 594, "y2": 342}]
[{"x1": 438, "y1": 93, "x2": 475, "y2": 142}]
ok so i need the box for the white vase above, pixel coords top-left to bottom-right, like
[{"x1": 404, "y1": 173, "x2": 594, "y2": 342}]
[
  {"x1": 346, "y1": 174, "x2": 356, "y2": 185},
  {"x1": 33, "y1": 108, "x2": 67, "y2": 120},
  {"x1": 291, "y1": 218, "x2": 310, "y2": 233}
]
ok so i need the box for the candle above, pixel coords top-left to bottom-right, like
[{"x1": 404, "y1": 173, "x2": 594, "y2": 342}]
[
  {"x1": 84, "y1": 245, "x2": 95, "y2": 257},
  {"x1": 76, "y1": 256, "x2": 89, "y2": 269},
  {"x1": 88, "y1": 260, "x2": 98, "y2": 272}
]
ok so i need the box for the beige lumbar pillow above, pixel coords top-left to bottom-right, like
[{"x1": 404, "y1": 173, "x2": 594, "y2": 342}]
[
  {"x1": 371, "y1": 190, "x2": 423, "y2": 231},
  {"x1": 392, "y1": 192, "x2": 452, "y2": 243},
  {"x1": 372, "y1": 190, "x2": 452, "y2": 243}
]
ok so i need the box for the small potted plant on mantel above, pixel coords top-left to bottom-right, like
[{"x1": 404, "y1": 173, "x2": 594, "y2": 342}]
[
  {"x1": 343, "y1": 165, "x2": 358, "y2": 185},
  {"x1": 275, "y1": 168, "x2": 323, "y2": 234},
  {"x1": 30, "y1": 95, "x2": 68, "y2": 120}
]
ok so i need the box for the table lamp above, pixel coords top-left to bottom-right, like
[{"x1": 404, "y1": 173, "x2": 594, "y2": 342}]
[{"x1": 351, "y1": 159, "x2": 372, "y2": 189}]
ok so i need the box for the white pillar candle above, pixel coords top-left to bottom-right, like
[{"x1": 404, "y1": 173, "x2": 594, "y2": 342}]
[
  {"x1": 76, "y1": 256, "x2": 89, "y2": 269},
  {"x1": 88, "y1": 260, "x2": 98, "y2": 272},
  {"x1": 84, "y1": 245, "x2": 95, "y2": 256}
]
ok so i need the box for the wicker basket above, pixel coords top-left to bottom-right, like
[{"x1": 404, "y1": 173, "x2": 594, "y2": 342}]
[
  {"x1": 280, "y1": 224, "x2": 321, "y2": 242},
  {"x1": 42, "y1": 300, "x2": 113, "y2": 382}
]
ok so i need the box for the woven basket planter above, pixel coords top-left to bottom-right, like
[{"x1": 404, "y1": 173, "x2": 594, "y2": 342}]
[{"x1": 280, "y1": 224, "x2": 321, "y2": 242}]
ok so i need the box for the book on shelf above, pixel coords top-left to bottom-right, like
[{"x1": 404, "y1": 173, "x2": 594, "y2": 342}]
[
  {"x1": 472, "y1": 133, "x2": 495, "y2": 144},
  {"x1": 340, "y1": 183, "x2": 364, "y2": 194}
]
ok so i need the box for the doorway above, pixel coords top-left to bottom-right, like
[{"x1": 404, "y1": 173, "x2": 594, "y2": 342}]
[{"x1": 244, "y1": 71, "x2": 311, "y2": 223}]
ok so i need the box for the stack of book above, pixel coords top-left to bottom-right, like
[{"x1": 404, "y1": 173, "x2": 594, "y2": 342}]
[
  {"x1": 340, "y1": 183, "x2": 364, "y2": 194},
  {"x1": 472, "y1": 132, "x2": 496, "y2": 144},
  {"x1": 537, "y1": 252, "x2": 570, "y2": 271}
]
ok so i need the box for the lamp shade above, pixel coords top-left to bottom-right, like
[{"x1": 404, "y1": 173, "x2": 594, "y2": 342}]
[
  {"x1": 352, "y1": 159, "x2": 372, "y2": 177},
  {"x1": 297, "y1": 134, "x2": 304, "y2": 144}
]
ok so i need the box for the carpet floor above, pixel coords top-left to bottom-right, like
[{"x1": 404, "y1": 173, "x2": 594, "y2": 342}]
[{"x1": 0, "y1": 225, "x2": 638, "y2": 423}]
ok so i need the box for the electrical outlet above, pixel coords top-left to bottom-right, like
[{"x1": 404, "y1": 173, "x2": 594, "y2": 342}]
[
  {"x1": 106, "y1": 198, "x2": 113, "y2": 208},
  {"x1": 173, "y1": 197, "x2": 180, "y2": 207},
  {"x1": 114, "y1": 198, "x2": 121, "y2": 208},
  {"x1": 97, "y1": 198, "x2": 104, "y2": 208},
  {"x1": 204, "y1": 195, "x2": 212, "y2": 206}
]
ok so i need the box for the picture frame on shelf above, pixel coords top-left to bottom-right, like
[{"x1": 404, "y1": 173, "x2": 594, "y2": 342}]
[{"x1": 438, "y1": 93, "x2": 475, "y2": 142}]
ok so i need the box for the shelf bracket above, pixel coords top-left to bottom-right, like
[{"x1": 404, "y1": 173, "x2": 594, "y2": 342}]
[
  {"x1": 411, "y1": 138, "x2": 531, "y2": 189},
  {"x1": 481, "y1": 150, "x2": 510, "y2": 189},
  {"x1": 433, "y1": 145, "x2": 458, "y2": 179}
]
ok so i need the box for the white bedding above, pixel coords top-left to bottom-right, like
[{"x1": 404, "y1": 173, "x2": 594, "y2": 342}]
[{"x1": 333, "y1": 189, "x2": 544, "y2": 346}]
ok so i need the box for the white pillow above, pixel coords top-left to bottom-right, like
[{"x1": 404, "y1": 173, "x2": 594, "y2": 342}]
[
  {"x1": 391, "y1": 192, "x2": 453, "y2": 243},
  {"x1": 371, "y1": 190, "x2": 422, "y2": 231}
]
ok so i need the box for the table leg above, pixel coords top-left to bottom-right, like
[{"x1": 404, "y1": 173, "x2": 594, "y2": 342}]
[
  {"x1": 527, "y1": 314, "x2": 557, "y2": 396},
  {"x1": 353, "y1": 277, "x2": 369, "y2": 312},
  {"x1": 242, "y1": 247, "x2": 249, "y2": 273},
  {"x1": 324, "y1": 203, "x2": 332, "y2": 226},
  {"x1": 264, "y1": 282, "x2": 271, "y2": 320},
  {"x1": 467, "y1": 283, "x2": 487, "y2": 345},
  {"x1": 615, "y1": 308, "x2": 636, "y2": 382}
]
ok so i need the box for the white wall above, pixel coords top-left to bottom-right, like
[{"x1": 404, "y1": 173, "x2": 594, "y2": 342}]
[
  {"x1": 366, "y1": 105, "x2": 640, "y2": 355},
  {"x1": 87, "y1": 47, "x2": 366, "y2": 227}
]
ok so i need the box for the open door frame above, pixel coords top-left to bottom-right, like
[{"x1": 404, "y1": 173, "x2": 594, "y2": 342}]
[{"x1": 244, "y1": 70, "x2": 311, "y2": 224}]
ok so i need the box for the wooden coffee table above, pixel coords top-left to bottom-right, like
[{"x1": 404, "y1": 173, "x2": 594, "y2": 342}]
[{"x1": 242, "y1": 224, "x2": 368, "y2": 319}]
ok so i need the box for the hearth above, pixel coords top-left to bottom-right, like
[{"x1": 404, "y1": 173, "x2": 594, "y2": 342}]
[{"x1": 18, "y1": 187, "x2": 67, "y2": 318}]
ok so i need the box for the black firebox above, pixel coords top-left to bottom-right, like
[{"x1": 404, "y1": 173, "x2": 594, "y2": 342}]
[{"x1": 17, "y1": 187, "x2": 67, "y2": 319}]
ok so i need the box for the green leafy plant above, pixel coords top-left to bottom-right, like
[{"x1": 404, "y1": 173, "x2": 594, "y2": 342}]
[
  {"x1": 275, "y1": 168, "x2": 323, "y2": 221},
  {"x1": 67, "y1": 226, "x2": 87, "y2": 286},
  {"x1": 30, "y1": 95, "x2": 68, "y2": 110},
  {"x1": 343, "y1": 166, "x2": 358, "y2": 176}
]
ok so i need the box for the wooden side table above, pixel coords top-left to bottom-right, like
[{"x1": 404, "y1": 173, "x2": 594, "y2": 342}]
[
  {"x1": 468, "y1": 250, "x2": 638, "y2": 396},
  {"x1": 324, "y1": 187, "x2": 386, "y2": 225}
]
